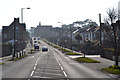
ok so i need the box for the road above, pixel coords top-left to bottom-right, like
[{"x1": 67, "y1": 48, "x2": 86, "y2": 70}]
[{"x1": 1, "y1": 40, "x2": 114, "y2": 79}]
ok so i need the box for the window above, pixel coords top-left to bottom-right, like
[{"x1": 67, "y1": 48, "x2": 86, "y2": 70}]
[
  {"x1": 16, "y1": 26, "x2": 19, "y2": 30},
  {"x1": 4, "y1": 34, "x2": 7, "y2": 38},
  {"x1": 13, "y1": 26, "x2": 19, "y2": 30}
]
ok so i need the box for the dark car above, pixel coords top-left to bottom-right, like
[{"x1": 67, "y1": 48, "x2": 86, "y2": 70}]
[
  {"x1": 42, "y1": 46, "x2": 48, "y2": 51},
  {"x1": 34, "y1": 45, "x2": 39, "y2": 50}
]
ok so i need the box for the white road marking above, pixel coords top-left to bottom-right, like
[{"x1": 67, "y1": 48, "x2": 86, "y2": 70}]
[
  {"x1": 32, "y1": 75, "x2": 41, "y2": 78},
  {"x1": 43, "y1": 72, "x2": 63, "y2": 76},
  {"x1": 60, "y1": 66, "x2": 63, "y2": 70},
  {"x1": 30, "y1": 71, "x2": 34, "y2": 76},
  {"x1": 53, "y1": 54, "x2": 68, "y2": 77},
  {"x1": 35, "y1": 63, "x2": 37, "y2": 66},
  {"x1": 30, "y1": 57, "x2": 40, "y2": 77},
  {"x1": 63, "y1": 71, "x2": 67, "y2": 77},
  {"x1": 34, "y1": 66, "x2": 36, "y2": 70},
  {"x1": 33, "y1": 76, "x2": 50, "y2": 78}
]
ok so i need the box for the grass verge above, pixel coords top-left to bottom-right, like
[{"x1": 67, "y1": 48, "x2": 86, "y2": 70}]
[
  {"x1": 53, "y1": 45, "x2": 61, "y2": 49},
  {"x1": 0, "y1": 63, "x2": 5, "y2": 65},
  {"x1": 62, "y1": 49, "x2": 71, "y2": 52},
  {"x1": 66, "y1": 52, "x2": 82, "y2": 55},
  {"x1": 102, "y1": 68, "x2": 120, "y2": 74},
  {"x1": 75, "y1": 57, "x2": 101, "y2": 63},
  {"x1": 7, "y1": 55, "x2": 28, "y2": 61}
]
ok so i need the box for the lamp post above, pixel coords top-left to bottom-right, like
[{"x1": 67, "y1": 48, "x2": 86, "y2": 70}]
[
  {"x1": 99, "y1": 13, "x2": 102, "y2": 46},
  {"x1": 21, "y1": 7, "x2": 30, "y2": 23},
  {"x1": 58, "y1": 22, "x2": 64, "y2": 52},
  {"x1": 69, "y1": 24, "x2": 73, "y2": 51},
  {"x1": 12, "y1": 18, "x2": 16, "y2": 60}
]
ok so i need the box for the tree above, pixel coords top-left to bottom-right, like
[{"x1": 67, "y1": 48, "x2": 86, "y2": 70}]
[
  {"x1": 75, "y1": 33, "x2": 82, "y2": 52},
  {"x1": 104, "y1": 8, "x2": 120, "y2": 66}
]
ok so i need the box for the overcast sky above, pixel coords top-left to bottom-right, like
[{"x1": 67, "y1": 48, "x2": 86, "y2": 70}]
[{"x1": 0, "y1": 0, "x2": 120, "y2": 29}]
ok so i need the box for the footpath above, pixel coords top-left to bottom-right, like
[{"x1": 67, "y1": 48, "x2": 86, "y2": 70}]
[
  {"x1": 69, "y1": 55, "x2": 120, "y2": 78},
  {"x1": 0, "y1": 41, "x2": 33, "y2": 63}
]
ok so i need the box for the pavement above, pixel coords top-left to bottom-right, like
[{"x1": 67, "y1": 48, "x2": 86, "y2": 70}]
[
  {"x1": 69, "y1": 55, "x2": 120, "y2": 78},
  {"x1": 0, "y1": 41, "x2": 33, "y2": 61}
]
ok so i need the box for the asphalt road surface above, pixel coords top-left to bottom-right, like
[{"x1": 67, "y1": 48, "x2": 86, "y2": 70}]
[{"x1": 1, "y1": 40, "x2": 116, "y2": 80}]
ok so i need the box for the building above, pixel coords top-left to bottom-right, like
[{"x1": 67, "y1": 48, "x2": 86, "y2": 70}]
[
  {"x1": 34, "y1": 22, "x2": 53, "y2": 39},
  {"x1": 30, "y1": 27, "x2": 35, "y2": 37},
  {"x1": 2, "y1": 18, "x2": 27, "y2": 43},
  {"x1": 2, "y1": 18, "x2": 28, "y2": 57}
]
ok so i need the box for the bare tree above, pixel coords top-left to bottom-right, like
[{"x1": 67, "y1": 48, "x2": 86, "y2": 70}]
[
  {"x1": 75, "y1": 33, "x2": 82, "y2": 53},
  {"x1": 104, "y1": 8, "x2": 120, "y2": 66}
]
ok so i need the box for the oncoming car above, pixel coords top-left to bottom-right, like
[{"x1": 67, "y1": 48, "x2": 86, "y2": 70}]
[{"x1": 42, "y1": 46, "x2": 48, "y2": 51}]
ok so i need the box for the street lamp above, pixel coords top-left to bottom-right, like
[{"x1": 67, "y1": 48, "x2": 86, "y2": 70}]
[
  {"x1": 21, "y1": 7, "x2": 30, "y2": 23},
  {"x1": 58, "y1": 22, "x2": 64, "y2": 52},
  {"x1": 69, "y1": 24, "x2": 73, "y2": 51},
  {"x1": 99, "y1": 13, "x2": 102, "y2": 46}
]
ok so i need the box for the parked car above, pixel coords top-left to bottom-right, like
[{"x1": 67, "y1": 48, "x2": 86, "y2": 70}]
[{"x1": 42, "y1": 46, "x2": 48, "y2": 51}]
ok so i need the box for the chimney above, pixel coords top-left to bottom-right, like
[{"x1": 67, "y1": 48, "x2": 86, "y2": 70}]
[{"x1": 14, "y1": 17, "x2": 20, "y2": 23}]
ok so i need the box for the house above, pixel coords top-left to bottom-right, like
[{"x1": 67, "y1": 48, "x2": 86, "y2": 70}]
[
  {"x1": 2, "y1": 18, "x2": 28, "y2": 57},
  {"x1": 2, "y1": 18, "x2": 27, "y2": 43}
]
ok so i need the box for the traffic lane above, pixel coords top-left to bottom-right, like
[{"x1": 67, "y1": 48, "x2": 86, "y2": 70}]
[
  {"x1": 30, "y1": 49, "x2": 66, "y2": 78},
  {"x1": 40, "y1": 41, "x2": 112, "y2": 78},
  {"x1": 49, "y1": 47, "x2": 112, "y2": 78},
  {"x1": 2, "y1": 51, "x2": 43, "y2": 78}
]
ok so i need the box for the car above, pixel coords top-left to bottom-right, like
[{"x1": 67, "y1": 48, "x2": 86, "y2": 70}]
[
  {"x1": 34, "y1": 45, "x2": 39, "y2": 50},
  {"x1": 42, "y1": 46, "x2": 48, "y2": 51},
  {"x1": 34, "y1": 41, "x2": 37, "y2": 43},
  {"x1": 34, "y1": 44, "x2": 39, "y2": 50}
]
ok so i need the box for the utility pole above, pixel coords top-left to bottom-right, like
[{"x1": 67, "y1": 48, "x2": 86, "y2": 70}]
[
  {"x1": 58, "y1": 22, "x2": 64, "y2": 52},
  {"x1": 12, "y1": 18, "x2": 16, "y2": 60},
  {"x1": 61, "y1": 27, "x2": 63, "y2": 52},
  {"x1": 99, "y1": 13, "x2": 102, "y2": 46}
]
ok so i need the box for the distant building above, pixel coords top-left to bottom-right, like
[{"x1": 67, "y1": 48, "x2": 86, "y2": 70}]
[
  {"x1": 30, "y1": 27, "x2": 35, "y2": 37},
  {"x1": 34, "y1": 22, "x2": 53, "y2": 39}
]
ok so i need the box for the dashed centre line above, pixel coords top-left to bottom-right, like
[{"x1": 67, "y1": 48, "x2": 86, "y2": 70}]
[
  {"x1": 30, "y1": 57, "x2": 40, "y2": 76},
  {"x1": 53, "y1": 54, "x2": 68, "y2": 78}
]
